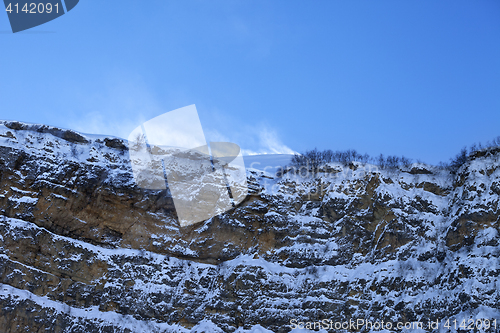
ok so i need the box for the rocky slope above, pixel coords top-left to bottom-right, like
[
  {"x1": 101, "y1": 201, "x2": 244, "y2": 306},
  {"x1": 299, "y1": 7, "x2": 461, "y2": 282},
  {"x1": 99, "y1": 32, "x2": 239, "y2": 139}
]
[{"x1": 0, "y1": 120, "x2": 499, "y2": 332}]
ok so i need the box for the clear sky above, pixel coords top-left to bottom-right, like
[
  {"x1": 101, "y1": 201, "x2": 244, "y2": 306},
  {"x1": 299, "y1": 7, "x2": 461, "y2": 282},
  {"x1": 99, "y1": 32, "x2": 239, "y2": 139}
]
[{"x1": 1, "y1": 0, "x2": 499, "y2": 164}]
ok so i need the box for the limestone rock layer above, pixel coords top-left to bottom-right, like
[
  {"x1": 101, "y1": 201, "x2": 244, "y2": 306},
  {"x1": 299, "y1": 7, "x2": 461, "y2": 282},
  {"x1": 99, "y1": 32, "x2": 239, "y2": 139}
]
[{"x1": 0, "y1": 121, "x2": 499, "y2": 332}]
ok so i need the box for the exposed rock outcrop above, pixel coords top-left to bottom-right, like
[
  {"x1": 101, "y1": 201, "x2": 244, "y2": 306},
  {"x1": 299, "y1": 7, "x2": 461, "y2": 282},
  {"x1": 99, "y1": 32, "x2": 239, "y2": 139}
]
[{"x1": 0, "y1": 121, "x2": 499, "y2": 332}]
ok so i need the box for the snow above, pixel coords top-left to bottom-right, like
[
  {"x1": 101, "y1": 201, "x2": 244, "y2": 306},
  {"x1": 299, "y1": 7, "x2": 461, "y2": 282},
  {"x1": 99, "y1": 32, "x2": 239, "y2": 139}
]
[
  {"x1": 8, "y1": 196, "x2": 38, "y2": 204},
  {"x1": 0, "y1": 121, "x2": 499, "y2": 332},
  {"x1": 0, "y1": 121, "x2": 135, "y2": 189},
  {"x1": 244, "y1": 154, "x2": 293, "y2": 175},
  {"x1": 0, "y1": 283, "x2": 190, "y2": 333}
]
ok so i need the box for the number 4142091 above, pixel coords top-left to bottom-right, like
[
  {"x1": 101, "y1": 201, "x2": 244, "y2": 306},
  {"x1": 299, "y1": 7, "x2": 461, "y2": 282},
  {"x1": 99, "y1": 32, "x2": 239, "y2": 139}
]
[
  {"x1": 444, "y1": 319, "x2": 497, "y2": 330},
  {"x1": 6, "y1": 2, "x2": 59, "y2": 14}
]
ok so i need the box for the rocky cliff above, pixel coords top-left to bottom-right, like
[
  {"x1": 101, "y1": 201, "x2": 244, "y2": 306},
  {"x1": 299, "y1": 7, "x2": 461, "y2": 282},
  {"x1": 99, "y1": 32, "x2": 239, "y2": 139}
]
[{"x1": 0, "y1": 120, "x2": 499, "y2": 332}]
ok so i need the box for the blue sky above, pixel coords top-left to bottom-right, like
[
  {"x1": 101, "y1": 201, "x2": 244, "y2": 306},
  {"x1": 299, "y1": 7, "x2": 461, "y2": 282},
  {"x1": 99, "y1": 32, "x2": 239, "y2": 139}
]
[{"x1": 1, "y1": 0, "x2": 499, "y2": 164}]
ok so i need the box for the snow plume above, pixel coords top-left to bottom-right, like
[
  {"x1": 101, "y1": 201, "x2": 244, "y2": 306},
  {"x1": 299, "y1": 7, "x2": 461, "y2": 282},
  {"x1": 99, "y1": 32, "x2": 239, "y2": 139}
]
[
  {"x1": 69, "y1": 111, "x2": 146, "y2": 141},
  {"x1": 63, "y1": 75, "x2": 176, "y2": 140},
  {"x1": 241, "y1": 127, "x2": 296, "y2": 156},
  {"x1": 204, "y1": 123, "x2": 296, "y2": 156},
  {"x1": 61, "y1": 77, "x2": 295, "y2": 156}
]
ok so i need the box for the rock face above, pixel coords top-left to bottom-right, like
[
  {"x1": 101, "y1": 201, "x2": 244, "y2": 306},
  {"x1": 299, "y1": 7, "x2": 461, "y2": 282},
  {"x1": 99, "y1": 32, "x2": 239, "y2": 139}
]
[{"x1": 0, "y1": 120, "x2": 499, "y2": 333}]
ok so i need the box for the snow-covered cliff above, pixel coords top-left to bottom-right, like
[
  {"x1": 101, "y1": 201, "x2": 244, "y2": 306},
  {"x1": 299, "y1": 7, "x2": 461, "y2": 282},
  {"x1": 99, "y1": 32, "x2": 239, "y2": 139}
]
[{"x1": 0, "y1": 120, "x2": 499, "y2": 332}]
